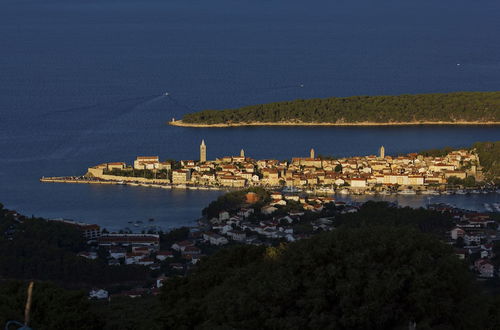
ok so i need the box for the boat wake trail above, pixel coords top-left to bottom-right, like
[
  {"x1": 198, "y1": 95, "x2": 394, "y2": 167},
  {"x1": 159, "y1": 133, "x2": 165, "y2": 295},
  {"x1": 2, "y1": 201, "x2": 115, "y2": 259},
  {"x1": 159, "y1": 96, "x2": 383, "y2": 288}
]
[
  {"x1": 40, "y1": 94, "x2": 159, "y2": 117},
  {"x1": 49, "y1": 93, "x2": 167, "y2": 159},
  {"x1": 165, "y1": 94, "x2": 194, "y2": 111}
]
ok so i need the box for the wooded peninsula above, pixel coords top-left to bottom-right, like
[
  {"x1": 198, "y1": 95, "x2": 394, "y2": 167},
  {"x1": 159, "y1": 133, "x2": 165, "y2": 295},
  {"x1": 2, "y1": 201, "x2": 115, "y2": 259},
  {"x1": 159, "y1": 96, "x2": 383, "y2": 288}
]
[{"x1": 173, "y1": 91, "x2": 500, "y2": 126}]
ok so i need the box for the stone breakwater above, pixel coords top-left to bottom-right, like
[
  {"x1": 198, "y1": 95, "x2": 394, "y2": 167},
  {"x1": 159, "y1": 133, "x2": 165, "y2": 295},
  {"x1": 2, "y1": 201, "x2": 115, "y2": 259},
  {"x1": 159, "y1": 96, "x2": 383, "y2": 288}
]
[{"x1": 40, "y1": 177, "x2": 227, "y2": 191}]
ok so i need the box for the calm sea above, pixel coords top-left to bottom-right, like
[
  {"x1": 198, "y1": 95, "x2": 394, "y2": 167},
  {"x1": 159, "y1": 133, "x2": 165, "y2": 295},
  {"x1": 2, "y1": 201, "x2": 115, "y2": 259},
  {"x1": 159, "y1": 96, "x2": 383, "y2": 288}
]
[{"x1": 1, "y1": 0, "x2": 499, "y2": 230}]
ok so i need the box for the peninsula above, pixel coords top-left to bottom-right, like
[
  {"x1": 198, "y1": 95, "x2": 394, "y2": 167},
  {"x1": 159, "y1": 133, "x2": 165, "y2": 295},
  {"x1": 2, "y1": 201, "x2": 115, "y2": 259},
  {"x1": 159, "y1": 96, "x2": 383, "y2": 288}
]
[
  {"x1": 41, "y1": 141, "x2": 500, "y2": 195},
  {"x1": 171, "y1": 91, "x2": 500, "y2": 127}
]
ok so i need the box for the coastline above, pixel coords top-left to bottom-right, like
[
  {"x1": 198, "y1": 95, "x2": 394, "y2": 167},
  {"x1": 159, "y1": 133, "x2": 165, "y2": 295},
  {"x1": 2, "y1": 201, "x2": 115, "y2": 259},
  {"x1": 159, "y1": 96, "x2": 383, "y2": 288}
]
[
  {"x1": 169, "y1": 120, "x2": 500, "y2": 128},
  {"x1": 40, "y1": 177, "x2": 229, "y2": 191}
]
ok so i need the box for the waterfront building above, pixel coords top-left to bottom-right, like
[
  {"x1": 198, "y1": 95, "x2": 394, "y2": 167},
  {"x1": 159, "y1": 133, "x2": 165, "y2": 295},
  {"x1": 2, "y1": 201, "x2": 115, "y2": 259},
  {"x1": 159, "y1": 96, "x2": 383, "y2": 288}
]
[
  {"x1": 172, "y1": 169, "x2": 191, "y2": 184},
  {"x1": 97, "y1": 234, "x2": 160, "y2": 249},
  {"x1": 200, "y1": 139, "x2": 207, "y2": 162},
  {"x1": 106, "y1": 162, "x2": 126, "y2": 171},
  {"x1": 50, "y1": 219, "x2": 101, "y2": 240},
  {"x1": 134, "y1": 156, "x2": 160, "y2": 170}
]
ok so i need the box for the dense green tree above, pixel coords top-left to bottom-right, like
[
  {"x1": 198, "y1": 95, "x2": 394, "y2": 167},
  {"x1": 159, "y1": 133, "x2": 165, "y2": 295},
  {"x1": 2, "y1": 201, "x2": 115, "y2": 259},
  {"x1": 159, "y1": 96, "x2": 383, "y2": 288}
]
[
  {"x1": 421, "y1": 141, "x2": 499, "y2": 182},
  {"x1": 474, "y1": 141, "x2": 500, "y2": 182},
  {"x1": 0, "y1": 207, "x2": 148, "y2": 286},
  {"x1": 89, "y1": 296, "x2": 160, "y2": 330},
  {"x1": 158, "y1": 220, "x2": 484, "y2": 329},
  {"x1": 202, "y1": 187, "x2": 270, "y2": 218},
  {"x1": 182, "y1": 91, "x2": 500, "y2": 124},
  {"x1": 0, "y1": 281, "x2": 103, "y2": 330}
]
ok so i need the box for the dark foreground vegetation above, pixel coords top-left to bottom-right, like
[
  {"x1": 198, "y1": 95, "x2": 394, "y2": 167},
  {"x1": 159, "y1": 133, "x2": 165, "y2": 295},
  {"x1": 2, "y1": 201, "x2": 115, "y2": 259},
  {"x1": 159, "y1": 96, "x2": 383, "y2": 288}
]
[
  {"x1": 0, "y1": 204, "x2": 148, "y2": 288},
  {"x1": 2, "y1": 202, "x2": 500, "y2": 329},
  {"x1": 181, "y1": 91, "x2": 500, "y2": 124}
]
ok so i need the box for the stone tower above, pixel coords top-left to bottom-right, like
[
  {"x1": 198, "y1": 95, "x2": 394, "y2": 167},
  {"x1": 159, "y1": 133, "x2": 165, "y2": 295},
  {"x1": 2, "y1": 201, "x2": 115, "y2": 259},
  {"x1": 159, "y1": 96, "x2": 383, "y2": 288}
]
[
  {"x1": 379, "y1": 145, "x2": 385, "y2": 159},
  {"x1": 310, "y1": 148, "x2": 315, "y2": 159},
  {"x1": 200, "y1": 139, "x2": 206, "y2": 162},
  {"x1": 240, "y1": 149, "x2": 245, "y2": 158}
]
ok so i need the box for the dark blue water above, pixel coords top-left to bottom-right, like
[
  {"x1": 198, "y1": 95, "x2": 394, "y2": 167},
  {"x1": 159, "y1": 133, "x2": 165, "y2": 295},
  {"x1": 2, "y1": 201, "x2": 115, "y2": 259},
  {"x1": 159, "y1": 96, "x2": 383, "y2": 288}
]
[{"x1": 1, "y1": 0, "x2": 499, "y2": 230}]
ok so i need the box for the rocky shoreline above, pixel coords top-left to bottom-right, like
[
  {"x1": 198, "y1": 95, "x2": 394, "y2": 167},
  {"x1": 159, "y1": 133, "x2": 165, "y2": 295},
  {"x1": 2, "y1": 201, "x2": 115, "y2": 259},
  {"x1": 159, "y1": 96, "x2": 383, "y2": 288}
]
[{"x1": 169, "y1": 120, "x2": 500, "y2": 128}]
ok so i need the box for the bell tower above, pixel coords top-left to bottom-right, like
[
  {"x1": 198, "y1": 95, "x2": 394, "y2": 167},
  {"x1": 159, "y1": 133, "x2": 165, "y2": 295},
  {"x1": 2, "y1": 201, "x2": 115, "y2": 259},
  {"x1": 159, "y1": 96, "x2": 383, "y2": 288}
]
[
  {"x1": 200, "y1": 140, "x2": 207, "y2": 162},
  {"x1": 310, "y1": 148, "x2": 315, "y2": 159},
  {"x1": 379, "y1": 145, "x2": 385, "y2": 159}
]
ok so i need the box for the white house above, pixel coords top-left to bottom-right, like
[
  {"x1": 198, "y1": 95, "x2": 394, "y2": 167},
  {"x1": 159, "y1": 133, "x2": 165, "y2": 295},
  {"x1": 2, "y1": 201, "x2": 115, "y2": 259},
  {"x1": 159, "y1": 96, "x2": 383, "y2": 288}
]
[
  {"x1": 450, "y1": 227, "x2": 465, "y2": 240},
  {"x1": 203, "y1": 232, "x2": 229, "y2": 245},
  {"x1": 219, "y1": 211, "x2": 230, "y2": 221},
  {"x1": 89, "y1": 289, "x2": 109, "y2": 300},
  {"x1": 156, "y1": 251, "x2": 174, "y2": 261},
  {"x1": 227, "y1": 230, "x2": 246, "y2": 242},
  {"x1": 261, "y1": 206, "x2": 278, "y2": 215},
  {"x1": 171, "y1": 240, "x2": 195, "y2": 252}
]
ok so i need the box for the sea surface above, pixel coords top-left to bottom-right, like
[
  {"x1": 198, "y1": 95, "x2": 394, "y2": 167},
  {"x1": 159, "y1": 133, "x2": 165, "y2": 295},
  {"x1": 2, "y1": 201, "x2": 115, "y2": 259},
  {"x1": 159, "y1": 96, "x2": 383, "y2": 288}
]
[{"x1": 1, "y1": 0, "x2": 499, "y2": 230}]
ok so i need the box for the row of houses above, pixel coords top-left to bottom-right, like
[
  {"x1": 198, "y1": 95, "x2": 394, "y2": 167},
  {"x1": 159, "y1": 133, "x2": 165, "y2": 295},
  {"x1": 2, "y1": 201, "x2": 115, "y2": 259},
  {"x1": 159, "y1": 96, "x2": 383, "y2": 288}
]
[{"x1": 86, "y1": 147, "x2": 481, "y2": 189}]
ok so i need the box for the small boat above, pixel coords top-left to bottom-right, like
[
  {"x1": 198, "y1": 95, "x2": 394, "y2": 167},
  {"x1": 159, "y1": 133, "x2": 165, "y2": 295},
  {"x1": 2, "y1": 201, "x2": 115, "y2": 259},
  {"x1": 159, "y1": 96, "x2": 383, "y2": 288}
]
[
  {"x1": 164, "y1": 92, "x2": 169, "y2": 96},
  {"x1": 421, "y1": 190, "x2": 440, "y2": 195},
  {"x1": 455, "y1": 190, "x2": 467, "y2": 195},
  {"x1": 283, "y1": 186, "x2": 301, "y2": 193},
  {"x1": 379, "y1": 190, "x2": 391, "y2": 195},
  {"x1": 493, "y1": 203, "x2": 500, "y2": 212},
  {"x1": 398, "y1": 189, "x2": 416, "y2": 195},
  {"x1": 338, "y1": 188, "x2": 350, "y2": 195}
]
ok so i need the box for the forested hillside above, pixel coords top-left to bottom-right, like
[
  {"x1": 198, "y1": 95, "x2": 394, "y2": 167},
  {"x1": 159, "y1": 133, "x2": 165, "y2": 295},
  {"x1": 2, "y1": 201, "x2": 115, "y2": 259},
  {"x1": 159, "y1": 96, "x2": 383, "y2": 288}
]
[
  {"x1": 474, "y1": 141, "x2": 500, "y2": 182},
  {"x1": 158, "y1": 202, "x2": 500, "y2": 329},
  {"x1": 181, "y1": 91, "x2": 500, "y2": 124},
  {"x1": 0, "y1": 204, "x2": 148, "y2": 287}
]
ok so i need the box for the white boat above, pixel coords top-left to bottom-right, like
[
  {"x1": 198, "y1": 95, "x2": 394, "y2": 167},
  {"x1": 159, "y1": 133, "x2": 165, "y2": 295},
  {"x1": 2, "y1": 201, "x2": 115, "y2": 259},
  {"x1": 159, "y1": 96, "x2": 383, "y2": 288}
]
[
  {"x1": 398, "y1": 189, "x2": 416, "y2": 195},
  {"x1": 379, "y1": 190, "x2": 391, "y2": 195},
  {"x1": 421, "y1": 190, "x2": 437, "y2": 195},
  {"x1": 283, "y1": 186, "x2": 301, "y2": 193},
  {"x1": 338, "y1": 188, "x2": 350, "y2": 195},
  {"x1": 493, "y1": 203, "x2": 500, "y2": 212},
  {"x1": 455, "y1": 190, "x2": 467, "y2": 195},
  {"x1": 470, "y1": 190, "x2": 480, "y2": 194}
]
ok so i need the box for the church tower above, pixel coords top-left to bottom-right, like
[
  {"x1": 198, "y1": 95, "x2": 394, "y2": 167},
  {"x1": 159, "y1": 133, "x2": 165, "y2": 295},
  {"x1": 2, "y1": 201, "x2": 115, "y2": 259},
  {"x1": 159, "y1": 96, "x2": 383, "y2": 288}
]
[
  {"x1": 310, "y1": 148, "x2": 315, "y2": 159},
  {"x1": 379, "y1": 145, "x2": 385, "y2": 159},
  {"x1": 200, "y1": 140, "x2": 206, "y2": 162},
  {"x1": 240, "y1": 149, "x2": 245, "y2": 158}
]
